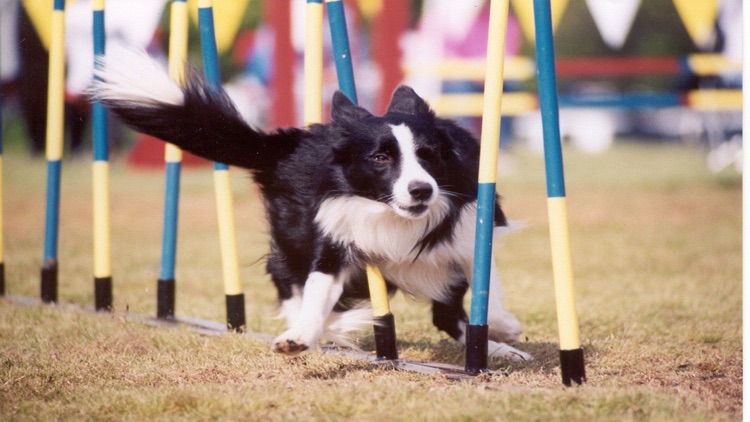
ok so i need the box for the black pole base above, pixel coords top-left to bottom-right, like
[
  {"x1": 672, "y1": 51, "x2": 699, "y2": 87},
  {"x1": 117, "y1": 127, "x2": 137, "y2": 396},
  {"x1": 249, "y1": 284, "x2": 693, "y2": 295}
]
[
  {"x1": 373, "y1": 313, "x2": 399, "y2": 360},
  {"x1": 41, "y1": 260, "x2": 58, "y2": 303},
  {"x1": 0, "y1": 262, "x2": 5, "y2": 296},
  {"x1": 560, "y1": 348, "x2": 586, "y2": 386},
  {"x1": 94, "y1": 276, "x2": 113, "y2": 312},
  {"x1": 464, "y1": 324, "x2": 490, "y2": 374},
  {"x1": 226, "y1": 293, "x2": 246, "y2": 333},
  {"x1": 157, "y1": 278, "x2": 176, "y2": 319}
]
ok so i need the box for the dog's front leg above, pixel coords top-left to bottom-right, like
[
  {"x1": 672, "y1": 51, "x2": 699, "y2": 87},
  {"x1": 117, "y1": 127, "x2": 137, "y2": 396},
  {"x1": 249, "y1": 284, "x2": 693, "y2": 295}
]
[{"x1": 273, "y1": 271, "x2": 344, "y2": 355}]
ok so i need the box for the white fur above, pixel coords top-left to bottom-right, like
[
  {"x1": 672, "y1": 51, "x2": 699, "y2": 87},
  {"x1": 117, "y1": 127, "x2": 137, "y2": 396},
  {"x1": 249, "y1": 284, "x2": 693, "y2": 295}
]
[
  {"x1": 273, "y1": 271, "x2": 345, "y2": 353},
  {"x1": 277, "y1": 285, "x2": 373, "y2": 349},
  {"x1": 92, "y1": 48, "x2": 183, "y2": 106},
  {"x1": 389, "y1": 124, "x2": 439, "y2": 217}
]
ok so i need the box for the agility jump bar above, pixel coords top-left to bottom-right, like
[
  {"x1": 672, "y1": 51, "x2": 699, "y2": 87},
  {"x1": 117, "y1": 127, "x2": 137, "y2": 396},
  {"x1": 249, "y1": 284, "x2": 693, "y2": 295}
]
[
  {"x1": 324, "y1": 0, "x2": 399, "y2": 361},
  {"x1": 41, "y1": 0, "x2": 66, "y2": 303},
  {"x1": 533, "y1": 0, "x2": 585, "y2": 386},
  {"x1": 157, "y1": 0, "x2": 189, "y2": 320},
  {"x1": 405, "y1": 53, "x2": 741, "y2": 83},
  {"x1": 92, "y1": 0, "x2": 113, "y2": 311},
  {"x1": 198, "y1": 0, "x2": 246, "y2": 332},
  {"x1": 433, "y1": 88, "x2": 742, "y2": 117}
]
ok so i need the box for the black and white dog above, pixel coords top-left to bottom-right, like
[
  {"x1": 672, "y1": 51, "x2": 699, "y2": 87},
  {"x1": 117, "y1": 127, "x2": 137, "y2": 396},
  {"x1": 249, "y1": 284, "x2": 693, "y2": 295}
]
[{"x1": 93, "y1": 50, "x2": 530, "y2": 361}]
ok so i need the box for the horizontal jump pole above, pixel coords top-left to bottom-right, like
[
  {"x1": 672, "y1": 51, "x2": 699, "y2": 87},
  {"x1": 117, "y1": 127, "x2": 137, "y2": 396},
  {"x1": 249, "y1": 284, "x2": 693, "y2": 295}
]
[
  {"x1": 404, "y1": 53, "x2": 741, "y2": 82},
  {"x1": 432, "y1": 88, "x2": 741, "y2": 117}
]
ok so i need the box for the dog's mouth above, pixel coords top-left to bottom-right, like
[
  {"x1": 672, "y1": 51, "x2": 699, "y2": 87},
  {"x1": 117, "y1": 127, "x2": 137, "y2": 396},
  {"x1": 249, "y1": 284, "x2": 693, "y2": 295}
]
[{"x1": 395, "y1": 203, "x2": 429, "y2": 218}]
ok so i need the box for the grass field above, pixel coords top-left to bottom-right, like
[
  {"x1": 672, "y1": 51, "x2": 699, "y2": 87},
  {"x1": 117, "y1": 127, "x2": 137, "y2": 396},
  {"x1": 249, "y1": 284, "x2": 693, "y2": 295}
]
[{"x1": 0, "y1": 138, "x2": 741, "y2": 420}]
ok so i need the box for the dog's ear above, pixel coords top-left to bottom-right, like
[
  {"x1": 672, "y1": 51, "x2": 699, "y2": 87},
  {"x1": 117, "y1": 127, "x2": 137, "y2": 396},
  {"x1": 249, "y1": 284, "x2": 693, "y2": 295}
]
[
  {"x1": 386, "y1": 86, "x2": 432, "y2": 116},
  {"x1": 331, "y1": 91, "x2": 371, "y2": 125}
]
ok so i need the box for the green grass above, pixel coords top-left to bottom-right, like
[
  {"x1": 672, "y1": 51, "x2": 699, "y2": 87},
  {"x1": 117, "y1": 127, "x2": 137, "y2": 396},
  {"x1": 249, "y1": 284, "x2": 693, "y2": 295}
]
[{"x1": 0, "y1": 140, "x2": 741, "y2": 420}]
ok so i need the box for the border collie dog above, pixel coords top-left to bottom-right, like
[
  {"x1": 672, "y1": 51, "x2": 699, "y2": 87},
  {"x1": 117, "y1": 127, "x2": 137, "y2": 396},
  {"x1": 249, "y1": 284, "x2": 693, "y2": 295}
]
[{"x1": 93, "y1": 50, "x2": 530, "y2": 361}]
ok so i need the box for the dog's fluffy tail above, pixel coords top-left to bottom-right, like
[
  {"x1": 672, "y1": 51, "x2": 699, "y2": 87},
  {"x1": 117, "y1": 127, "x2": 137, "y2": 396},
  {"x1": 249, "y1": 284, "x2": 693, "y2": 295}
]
[
  {"x1": 91, "y1": 48, "x2": 301, "y2": 172},
  {"x1": 322, "y1": 307, "x2": 375, "y2": 349}
]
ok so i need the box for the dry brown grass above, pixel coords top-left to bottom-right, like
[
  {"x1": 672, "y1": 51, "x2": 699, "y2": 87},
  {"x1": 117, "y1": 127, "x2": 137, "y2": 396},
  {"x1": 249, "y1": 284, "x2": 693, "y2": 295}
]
[{"x1": 0, "y1": 141, "x2": 741, "y2": 420}]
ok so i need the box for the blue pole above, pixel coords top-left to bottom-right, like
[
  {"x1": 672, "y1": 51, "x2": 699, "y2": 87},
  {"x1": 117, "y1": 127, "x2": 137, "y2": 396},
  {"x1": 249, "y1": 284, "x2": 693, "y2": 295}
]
[
  {"x1": 326, "y1": 0, "x2": 357, "y2": 104},
  {"x1": 465, "y1": 0, "x2": 510, "y2": 374},
  {"x1": 157, "y1": 0, "x2": 189, "y2": 320},
  {"x1": 532, "y1": 0, "x2": 585, "y2": 386},
  {"x1": 197, "y1": 0, "x2": 246, "y2": 332},
  {"x1": 41, "y1": 0, "x2": 67, "y2": 303},
  {"x1": 92, "y1": 0, "x2": 113, "y2": 312},
  {"x1": 326, "y1": 0, "x2": 398, "y2": 361}
]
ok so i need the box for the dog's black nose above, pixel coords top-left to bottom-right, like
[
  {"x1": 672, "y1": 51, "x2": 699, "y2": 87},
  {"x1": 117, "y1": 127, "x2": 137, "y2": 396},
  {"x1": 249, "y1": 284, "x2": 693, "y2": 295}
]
[{"x1": 408, "y1": 181, "x2": 433, "y2": 201}]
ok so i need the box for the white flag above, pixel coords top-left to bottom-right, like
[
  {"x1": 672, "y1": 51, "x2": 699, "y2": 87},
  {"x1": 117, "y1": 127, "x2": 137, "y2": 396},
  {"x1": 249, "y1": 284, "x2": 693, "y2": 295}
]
[{"x1": 585, "y1": 0, "x2": 641, "y2": 49}]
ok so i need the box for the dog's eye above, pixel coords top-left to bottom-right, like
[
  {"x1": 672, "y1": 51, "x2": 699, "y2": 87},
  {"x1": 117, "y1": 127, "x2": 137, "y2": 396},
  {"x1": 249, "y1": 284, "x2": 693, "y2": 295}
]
[
  {"x1": 371, "y1": 153, "x2": 391, "y2": 164},
  {"x1": 416, "y1": 147, "x2": 437, "y2": 162}
]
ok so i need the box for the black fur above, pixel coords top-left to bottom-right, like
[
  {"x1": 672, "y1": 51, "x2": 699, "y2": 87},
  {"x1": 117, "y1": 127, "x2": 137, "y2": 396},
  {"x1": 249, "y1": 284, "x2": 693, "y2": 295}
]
[{"x1": 96, "y1": 66, "x2": 509, "y2": 344}]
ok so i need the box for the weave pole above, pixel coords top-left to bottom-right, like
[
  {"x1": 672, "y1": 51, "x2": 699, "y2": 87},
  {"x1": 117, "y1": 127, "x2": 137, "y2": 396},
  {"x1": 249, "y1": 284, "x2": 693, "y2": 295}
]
[
  {"x1": 303, "y1": 0, "x2": 324, "y2": 126},
  {"x1": 40, "y1": 0, "x2": 66, "y2": 303},
  {"x1": 157, "y1": 0, "x2": 189, "y2": 320},
  {"x1": 532, "y1": 0, "x2": 585, "y2": 386},
  {"x1": 465, "y1": 0, "x2": 510, "y2": 374},
  {"x1": 197, "y1": 0, "x2": 246, "y2": 332},
  {"x1": 742, "y1": 0, "x2": 749, "y2": 410},
  {"x1": 0, "y1": 84, "x2": 4, "y2": 296},
  {"x1": 325, "y1": 0, "x2": 398, "y2": 360},
  {"x1": 92, "y1": 0, "x2": 113, "y2": 311}
]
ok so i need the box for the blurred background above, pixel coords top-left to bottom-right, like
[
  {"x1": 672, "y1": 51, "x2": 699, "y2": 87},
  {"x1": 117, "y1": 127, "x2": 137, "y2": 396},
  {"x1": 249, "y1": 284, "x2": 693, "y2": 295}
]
[{"x1": 0, "y1": 0, "x2": 742, "y2": 172}]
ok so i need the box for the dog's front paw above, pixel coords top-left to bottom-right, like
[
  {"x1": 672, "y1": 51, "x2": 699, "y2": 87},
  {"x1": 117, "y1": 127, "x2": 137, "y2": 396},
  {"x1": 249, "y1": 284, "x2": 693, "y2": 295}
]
[
  {"x1": 273, "y1": 337, "x2": 309, "y2": 355},
  {"x1": 488, "y1": 340, "x2": 533, "y2": 362},
  {"x1": 272, "y1": 328, "x2": 320, "y2": 356}
]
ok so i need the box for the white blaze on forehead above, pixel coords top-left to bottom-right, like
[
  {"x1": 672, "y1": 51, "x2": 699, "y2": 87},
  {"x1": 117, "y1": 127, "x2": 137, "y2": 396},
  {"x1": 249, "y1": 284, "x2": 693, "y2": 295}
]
[{"x1": 389, "y1": 123, "x2": 438, "y2": 205}]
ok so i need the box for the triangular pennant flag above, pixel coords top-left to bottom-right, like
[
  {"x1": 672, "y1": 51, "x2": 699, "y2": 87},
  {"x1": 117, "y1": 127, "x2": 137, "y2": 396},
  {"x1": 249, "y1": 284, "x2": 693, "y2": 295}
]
[
  {"x1": 585, "y1": 0, "x2": 641, "y2": 49},
  {"x1": 511, "y1": 0, "x2": 569, "y2": 43},
  {"x1": 189, "y1": 0, "x2": 252, "y2": 55},
  {"x1": 672, "y1": 0, "x2": 719, "y2": 48},
  {"x1": 22, "y1": 0, "x2": 71, "y2": 51}
]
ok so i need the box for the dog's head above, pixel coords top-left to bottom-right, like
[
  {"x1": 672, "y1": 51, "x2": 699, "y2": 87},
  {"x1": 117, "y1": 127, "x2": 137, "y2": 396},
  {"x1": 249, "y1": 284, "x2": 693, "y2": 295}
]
[{"x1": 330, "y1": 86, "x2": 476, "y2": 220}]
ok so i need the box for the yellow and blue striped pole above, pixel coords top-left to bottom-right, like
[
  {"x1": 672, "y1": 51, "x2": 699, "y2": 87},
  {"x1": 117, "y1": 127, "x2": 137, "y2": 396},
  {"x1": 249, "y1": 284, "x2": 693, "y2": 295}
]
[
  {"x1": 92, "y1": 0, "x2": 113, "y2": 311},
  {"x1": 533, "y1": 0, "x2": 585, "y2": 386},
  {"x1": 157, "y1": 0, "x2": 189, "y2": 320},
  {"x1": 41, "y1": 0, "x2": 66, "y2": 303},
  {"x1": 326, "y1": 0, "x2": 398, "y2": 360},
  {"x1": 198, "y1": 0, "x2": 246, "y2": 332},
  {"x1": 0, "y1": 81, "x2": 4, "y2": 295},
  {"x1": 465, "y1": 0, "x2": 510, "y2": 374}
]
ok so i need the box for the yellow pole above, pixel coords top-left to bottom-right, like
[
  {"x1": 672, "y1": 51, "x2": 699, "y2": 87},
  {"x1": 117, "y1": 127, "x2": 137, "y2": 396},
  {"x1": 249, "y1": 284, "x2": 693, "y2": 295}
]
[
  {"x1": 304, "y1": 0, "x2": 324, "y2": 126},
  {"x1": 198, "y1": 0, "x2": 246, "y2": 331}
]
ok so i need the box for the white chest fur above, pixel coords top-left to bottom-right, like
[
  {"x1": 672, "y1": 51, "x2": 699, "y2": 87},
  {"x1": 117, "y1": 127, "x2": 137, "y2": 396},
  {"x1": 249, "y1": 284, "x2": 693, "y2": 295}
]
[{"x1": 315, "y1": 196, "x2": 481, "y2": 301}]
